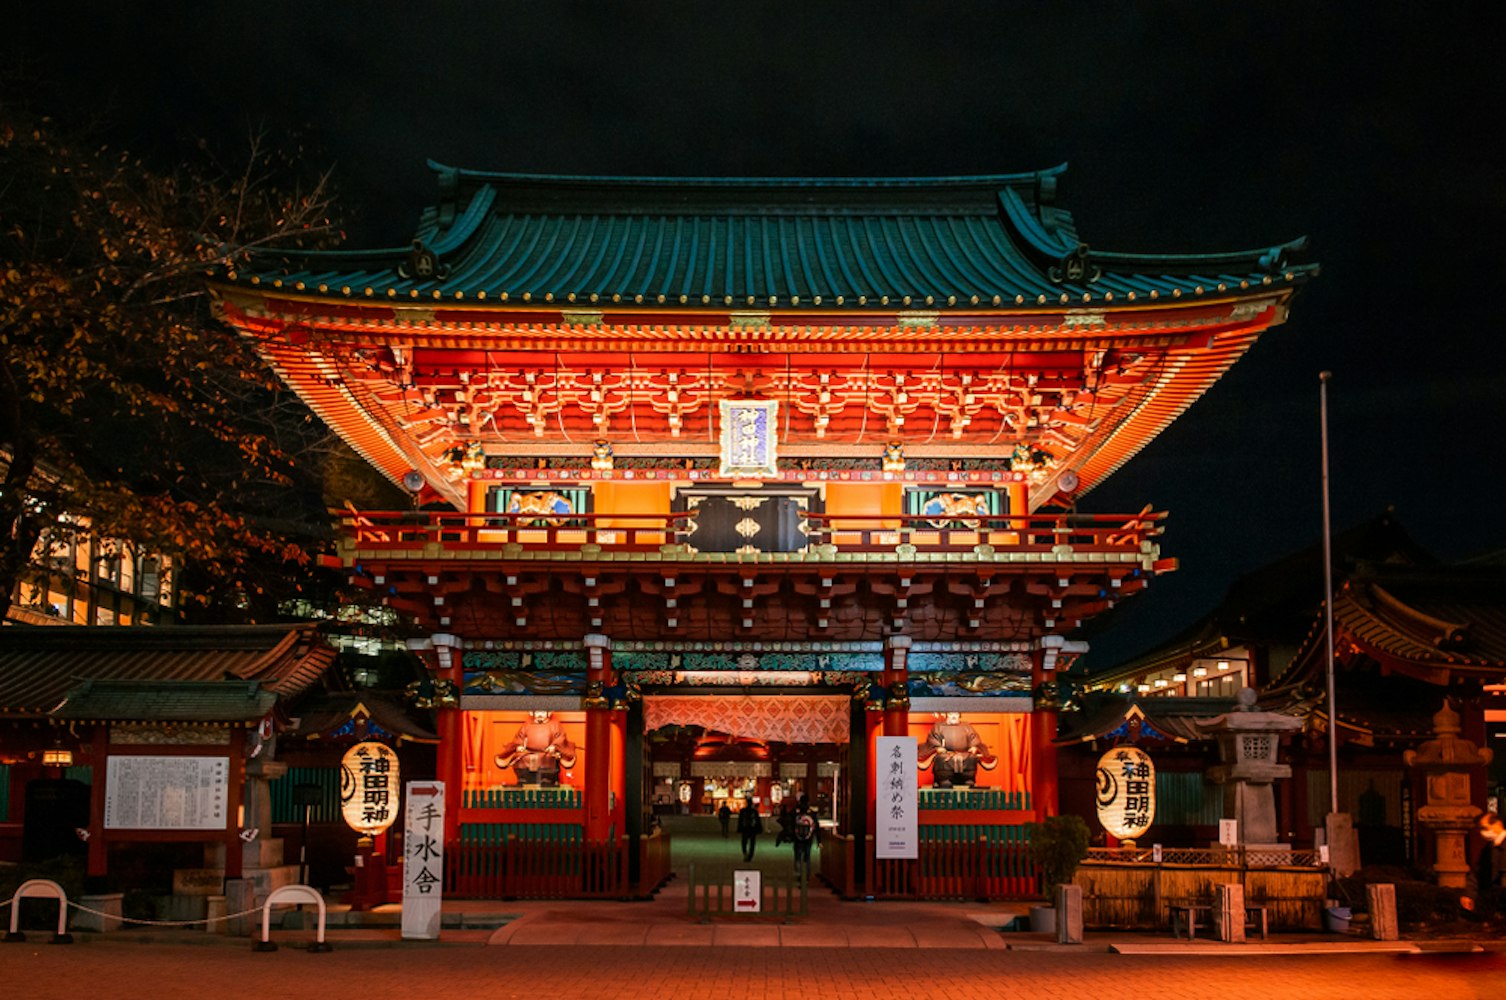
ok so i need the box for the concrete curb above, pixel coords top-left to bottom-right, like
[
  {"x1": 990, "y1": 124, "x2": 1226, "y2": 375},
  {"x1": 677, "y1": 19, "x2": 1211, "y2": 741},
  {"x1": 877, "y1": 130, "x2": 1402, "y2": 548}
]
[{"x1": 1109, "y1": 941, "x2": 1421, "y2": 956}]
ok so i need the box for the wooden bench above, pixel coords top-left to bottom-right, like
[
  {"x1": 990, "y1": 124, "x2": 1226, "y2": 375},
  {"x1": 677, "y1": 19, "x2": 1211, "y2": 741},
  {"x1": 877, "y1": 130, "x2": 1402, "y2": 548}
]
[{"x1": 1169, "y1": 903, "x2": 1268, "y2": 940}]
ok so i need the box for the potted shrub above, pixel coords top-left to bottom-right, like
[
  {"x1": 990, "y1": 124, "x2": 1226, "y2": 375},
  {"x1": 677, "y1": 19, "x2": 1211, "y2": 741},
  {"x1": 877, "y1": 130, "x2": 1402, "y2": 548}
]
[{"x1": 1026, "y1": 815, "x2": 1090, "y2": 934}]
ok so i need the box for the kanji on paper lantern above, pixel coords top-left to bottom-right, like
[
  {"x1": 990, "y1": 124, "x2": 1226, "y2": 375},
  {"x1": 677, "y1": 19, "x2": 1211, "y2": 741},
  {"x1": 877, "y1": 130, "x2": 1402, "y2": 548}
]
[
  {"x1": 340, "y1": 741, "x2": 401, "y2": 836},
  {"x1": 1095, "y1": 746, "x2": 1155, "y2": 841}
]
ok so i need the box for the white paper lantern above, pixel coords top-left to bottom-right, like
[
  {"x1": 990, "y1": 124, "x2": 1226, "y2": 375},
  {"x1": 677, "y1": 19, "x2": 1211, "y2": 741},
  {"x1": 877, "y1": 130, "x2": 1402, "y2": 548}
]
[
  {"x1": 1095, "y1": 746, "x2": 1155, "y2": 841},
  {"x1": 340, "y1": 741, "x2": 401, "y2": 836}
]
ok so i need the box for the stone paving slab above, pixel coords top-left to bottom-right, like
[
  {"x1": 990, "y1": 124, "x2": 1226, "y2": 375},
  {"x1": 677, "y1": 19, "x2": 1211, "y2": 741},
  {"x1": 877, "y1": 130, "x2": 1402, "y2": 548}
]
[
  {"x1": 840, "y1": 925, "x2": 921, "y2": 948},
  {"x1": 643, "y1": 923, "x2": 717, "y2": 946},
  {"x1": 777, "y1": 925, "x2": 851, "y2": 947},
  {"x1": 714, "y1": 924, "x2": 781, "y2": 947},
  {"x1": 589, "y1": 922, "x2": 655, "y2": 945}
]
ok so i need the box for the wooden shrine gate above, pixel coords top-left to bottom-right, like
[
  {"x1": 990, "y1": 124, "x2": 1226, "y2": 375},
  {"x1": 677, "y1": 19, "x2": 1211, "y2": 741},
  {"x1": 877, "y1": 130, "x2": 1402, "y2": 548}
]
[
  {"x1": 819, "y1": 832, "x2": 1040, "y2": 901},
  {"x1": 820, "y1": 787, "x2": 1041, "y2": 901}
]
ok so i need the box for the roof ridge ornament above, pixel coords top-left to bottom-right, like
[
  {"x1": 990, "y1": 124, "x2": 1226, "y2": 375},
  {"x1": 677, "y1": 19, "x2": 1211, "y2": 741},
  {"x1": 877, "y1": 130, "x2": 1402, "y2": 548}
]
[
  {"x1": 1050, "y1": 244, "x2": 1100, "y2": 285},
  {"x1": 398, "y1": 240, "x2": 450, "y2": 282},
  {"x1": 1036, "y1": 170, "x2": 1059, "y2": 203},
  {"x1": 1257, "y1": 245, "x2": 1291, "y2": 273}
]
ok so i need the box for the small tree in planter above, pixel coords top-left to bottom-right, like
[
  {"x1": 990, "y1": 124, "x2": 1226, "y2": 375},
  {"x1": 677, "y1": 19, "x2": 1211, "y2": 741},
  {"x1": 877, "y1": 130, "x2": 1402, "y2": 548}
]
[{"x1": 1026, "y1": 815, "x2": 1091, "y2": 939}]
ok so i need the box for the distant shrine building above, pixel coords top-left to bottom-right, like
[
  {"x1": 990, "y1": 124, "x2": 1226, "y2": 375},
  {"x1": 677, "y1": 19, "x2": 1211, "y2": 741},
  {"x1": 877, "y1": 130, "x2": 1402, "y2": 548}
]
[{"x1": 212, "y1": 165, "x2": 1316, "y2": 896}]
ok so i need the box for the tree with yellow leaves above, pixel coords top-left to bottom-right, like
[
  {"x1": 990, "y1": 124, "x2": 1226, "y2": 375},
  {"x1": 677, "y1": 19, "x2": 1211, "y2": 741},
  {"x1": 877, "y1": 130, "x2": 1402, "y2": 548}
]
[{"x1": 0, "y1": 99, "x2": 362, "y2": 621}]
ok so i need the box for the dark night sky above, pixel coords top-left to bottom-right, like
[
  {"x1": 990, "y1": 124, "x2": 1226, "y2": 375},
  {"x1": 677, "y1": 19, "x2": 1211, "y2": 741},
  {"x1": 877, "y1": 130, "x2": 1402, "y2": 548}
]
[{"x1": 10, "y1": 3, "x2": 1505, "y2": 662}]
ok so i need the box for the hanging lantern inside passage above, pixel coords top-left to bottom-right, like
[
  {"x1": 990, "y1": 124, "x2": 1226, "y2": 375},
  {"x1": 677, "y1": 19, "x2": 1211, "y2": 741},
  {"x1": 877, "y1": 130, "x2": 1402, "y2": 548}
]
[
  {"x1": 1095, "y1": 746, "x2": 1155, "y2": 841},
  {"x1": 340, "y1": 741, "x2": 401, "y2": 836}
]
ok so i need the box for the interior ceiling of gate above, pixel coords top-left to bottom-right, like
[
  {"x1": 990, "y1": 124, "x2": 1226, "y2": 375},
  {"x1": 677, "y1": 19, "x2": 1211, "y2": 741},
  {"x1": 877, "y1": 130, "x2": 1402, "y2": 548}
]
[{"x1": 647, "y1": 724, "x2": 843, "y2": 760}]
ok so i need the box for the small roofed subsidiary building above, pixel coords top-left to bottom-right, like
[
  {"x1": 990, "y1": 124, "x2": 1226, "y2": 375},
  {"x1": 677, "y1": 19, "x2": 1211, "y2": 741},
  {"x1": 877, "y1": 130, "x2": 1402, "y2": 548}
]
[
  {"x1": 1071, "y1": 513, "x2": 1506, "y2": 875},
  {"x1": 0, "y1": 624, "x2": 337, "y2": 905},
  {"x1": 212, "y1": 164, "x2": 1316, "y2": 899}
]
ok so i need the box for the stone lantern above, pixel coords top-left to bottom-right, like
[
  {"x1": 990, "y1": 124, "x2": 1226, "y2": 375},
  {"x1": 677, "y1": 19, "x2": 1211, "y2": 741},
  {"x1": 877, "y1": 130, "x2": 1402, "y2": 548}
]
[
  {"x1": 1403, "y1": 700, "x2": 1493, "y2": 888},
  {"x1": 1199, "y1": 687, "x2": 1303, "y2": 851}
]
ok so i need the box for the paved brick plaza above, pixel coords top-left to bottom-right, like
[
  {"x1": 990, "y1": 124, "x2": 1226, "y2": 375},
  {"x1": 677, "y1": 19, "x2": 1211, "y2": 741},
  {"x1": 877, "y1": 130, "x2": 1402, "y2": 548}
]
[{"x1": 3, "y1": 941, "x2": 1503, "y2": 1000}]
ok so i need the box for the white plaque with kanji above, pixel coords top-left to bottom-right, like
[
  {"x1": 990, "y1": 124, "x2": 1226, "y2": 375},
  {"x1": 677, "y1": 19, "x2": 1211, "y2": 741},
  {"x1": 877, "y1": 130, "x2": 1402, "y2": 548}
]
[
  {"x1": 103, "y1": 755, "x2": 230, "y2": 831},
  {"x1": 401, "y1": 780, "x2": 446, "y2": 940},
  {"x1": 875, "y1": 736, "x2": 918, "y2": 859}
]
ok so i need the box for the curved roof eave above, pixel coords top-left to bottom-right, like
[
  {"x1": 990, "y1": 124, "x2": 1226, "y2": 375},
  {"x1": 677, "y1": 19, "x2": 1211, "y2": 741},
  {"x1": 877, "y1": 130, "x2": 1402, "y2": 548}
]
[{"x1": 423, "y1": 159, "x2": 1072, "y2": 190}]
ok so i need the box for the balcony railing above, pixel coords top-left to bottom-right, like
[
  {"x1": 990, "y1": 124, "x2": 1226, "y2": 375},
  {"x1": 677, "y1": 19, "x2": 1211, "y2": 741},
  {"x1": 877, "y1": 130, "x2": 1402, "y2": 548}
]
[{"x1": 337, "y1": 509, "x2": 1165, "y2": 563}]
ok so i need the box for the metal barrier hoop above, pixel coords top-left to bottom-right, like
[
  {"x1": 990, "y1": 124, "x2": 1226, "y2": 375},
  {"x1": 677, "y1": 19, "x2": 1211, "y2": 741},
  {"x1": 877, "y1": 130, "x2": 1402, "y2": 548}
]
[
  {"x1": 4, "y1": 879, "x2": 72, "y2": 944},
  {"x1": 254, "y1": 884, "x2": 331, "y2": 953}
]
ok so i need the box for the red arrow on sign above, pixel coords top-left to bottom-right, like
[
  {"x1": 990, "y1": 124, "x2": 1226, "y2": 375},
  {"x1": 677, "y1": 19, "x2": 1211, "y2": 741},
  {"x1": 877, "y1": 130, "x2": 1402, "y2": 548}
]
[{"x1": 410, "y1": 784, "x2": 443, "y2": 796}]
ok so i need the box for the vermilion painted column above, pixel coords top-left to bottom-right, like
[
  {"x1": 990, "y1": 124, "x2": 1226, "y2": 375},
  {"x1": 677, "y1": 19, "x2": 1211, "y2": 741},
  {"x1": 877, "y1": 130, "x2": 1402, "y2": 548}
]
[
  {"x1": 1031, "y1": 646, "x2": 1060, "y2": 820},
  {"x1": 755, "y1": 775, "x2": 773, "y2": 812},
  {"x1": 583, "y1": 634, "x2": 613, "y2": 842},
  {"x1": 609, "y1": 709, "x2": 627, "y2": 836},
  {"x1": 87, "y1": 727, "x2": 109, "y2": 879}
]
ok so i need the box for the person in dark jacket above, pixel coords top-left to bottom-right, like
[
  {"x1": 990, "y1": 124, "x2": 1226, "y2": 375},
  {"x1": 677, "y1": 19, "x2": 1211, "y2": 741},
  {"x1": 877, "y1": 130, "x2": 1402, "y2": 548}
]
[
  {"x1": 789, "y1": 794, "x2": 819, "y2": 879},
  {"x1": 1463, "y1": 809, "x2": 1506, "y2": 916},
  {"x1": 774, "y1": 798, "x2": 796, "y2": 845},
  {"x1": 718, "y1": 801, "x2": 733, "y2": 839},
  {"x1": 737, "y1": 797, "x2": 763, "y2": 861}
]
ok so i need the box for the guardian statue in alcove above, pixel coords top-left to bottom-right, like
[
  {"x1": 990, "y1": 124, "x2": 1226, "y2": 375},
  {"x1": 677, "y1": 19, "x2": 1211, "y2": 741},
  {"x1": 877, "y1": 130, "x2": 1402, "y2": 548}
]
[{"x1": 918, "y1": 712, "x2": 998, "y2": 788}]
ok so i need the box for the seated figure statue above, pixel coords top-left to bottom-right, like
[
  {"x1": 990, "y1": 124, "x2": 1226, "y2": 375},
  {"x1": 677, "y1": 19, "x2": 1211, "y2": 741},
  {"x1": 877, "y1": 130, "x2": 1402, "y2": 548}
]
[
  {"x1": 495, "y1": 710, "x2": 577, "y2": 786},
  {"x1": 918, "y1": 711, "x2": 998, "y2": 788}
]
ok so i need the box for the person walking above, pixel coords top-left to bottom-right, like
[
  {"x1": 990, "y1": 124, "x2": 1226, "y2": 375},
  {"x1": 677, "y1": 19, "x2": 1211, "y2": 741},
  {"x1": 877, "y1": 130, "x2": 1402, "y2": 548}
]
[
  {"x1": 718, "y1": 801, "x2": 733, "y2": 839},
  {"x1": 1463, "y1": 809, "x2": 1506, "y2": 917},
  {"x1": 737, "y1": 797, "x2": 763, "y2": 862},
  {"x1": 774, "y1": 798, "x2": 795, "y2": 846},
  {"x1": 790, "y1": 794, "x2": 819, "y2": 880}
]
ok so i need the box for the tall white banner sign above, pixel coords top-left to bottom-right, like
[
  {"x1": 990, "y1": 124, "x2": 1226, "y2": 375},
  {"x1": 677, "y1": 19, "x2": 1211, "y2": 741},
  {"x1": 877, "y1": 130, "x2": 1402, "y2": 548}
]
[
  {"x1": 401, "y1": 781, "x2": 445, "y2": 940},
  {"x1": 875, "y1": 736, "x2": 918, "y2": 859}
]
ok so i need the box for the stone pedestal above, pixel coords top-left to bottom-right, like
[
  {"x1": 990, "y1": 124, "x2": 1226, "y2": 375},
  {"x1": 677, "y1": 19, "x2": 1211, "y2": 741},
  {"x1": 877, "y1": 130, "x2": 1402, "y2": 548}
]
[
  {"x1": 1199, "y1": 688, "x2": 1303, "y2": 851},
  {"x1": 1366, "y1": 883, "x2": 1399, "y2": 941},
  {"x1": 1054, "y1": 883, "x2": 1084, "y2": 944},
  {"x1": 1212, "y1": 883, "x2": 1245, "y2": 944},
  {"x1": 225, "y1": 879, "x2": 257, "y2": 937},
  {"x1": 174, "y1": 838, "x2": 299, "y2": 912},
  {"x1": 1324, "y1": 812, "x2": 1360, "y2": 878},
  {"x1": 74, "y1": 893, "x2": 124, "y2": 933},
  {"x1": 157, "y1": 894, "x2": 209, "y2": 922},
  {"x1": 206, "y1": 895, "x2": 228, "y2": 934},
  {"x1": 1403, "y1": 701, "x2": 1492, "y2": 888},
  {"x1": 204, "y1": 836, "x2": 289, "y2": 872},
  {"x1": 238, "y1": 758, "x2": 287, "y2": 869}
]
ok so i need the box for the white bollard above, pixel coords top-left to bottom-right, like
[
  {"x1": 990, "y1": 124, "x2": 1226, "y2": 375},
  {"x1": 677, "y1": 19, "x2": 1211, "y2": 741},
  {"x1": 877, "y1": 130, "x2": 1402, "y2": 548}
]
[
  {"x1": 4, "y1": 879, "x2": 71, "y2": 944},
  {"x1": 254, "y1": 884, "x2": 331, "y2": 953}
]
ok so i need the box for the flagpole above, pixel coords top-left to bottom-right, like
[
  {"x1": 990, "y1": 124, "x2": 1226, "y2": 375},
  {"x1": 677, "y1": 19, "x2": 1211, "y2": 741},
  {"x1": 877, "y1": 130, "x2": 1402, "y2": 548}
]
[{"x1": 1320, "y1": 371, "x2": 1339, "y2": 816}]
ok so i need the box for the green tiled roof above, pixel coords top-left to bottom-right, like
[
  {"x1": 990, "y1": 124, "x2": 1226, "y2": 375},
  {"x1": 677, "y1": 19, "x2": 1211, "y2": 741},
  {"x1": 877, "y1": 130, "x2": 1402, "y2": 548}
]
[
  {"x1": 0, "y1": 623, "x2": 336, "y2": 717},
  {"x1": 53, "y1": 679, "x2": 277, "y2": 722},
  {"x1": 232, "y1": 163, "x2": 1314, "y2": 309}
]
